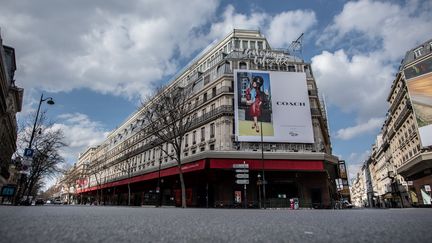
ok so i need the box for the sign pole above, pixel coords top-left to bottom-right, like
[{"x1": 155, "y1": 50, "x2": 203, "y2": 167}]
[
  {"x1": 243, "y1": 161, "x2": 247, "y2": 208},
  {"x1": 260, "y1": 120, "x2": 266, "y2": 209}
]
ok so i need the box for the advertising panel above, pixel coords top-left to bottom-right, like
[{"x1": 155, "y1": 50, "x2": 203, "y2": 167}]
[
  {"x1": 403, "y1": 56, "x2": 432, "y2": 147},
  {"x1": 234, "y1": 70, "x2": 314, "y2": 143}
]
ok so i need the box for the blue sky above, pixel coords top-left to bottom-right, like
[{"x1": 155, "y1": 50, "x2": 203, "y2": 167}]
[{"x1": 1, "y1": 0, "x2": 431, "y2": 181}]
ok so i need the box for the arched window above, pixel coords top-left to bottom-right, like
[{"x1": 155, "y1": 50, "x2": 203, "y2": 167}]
[{"x1": 239, "y1": 61, "x2": 247, "y2": 69}]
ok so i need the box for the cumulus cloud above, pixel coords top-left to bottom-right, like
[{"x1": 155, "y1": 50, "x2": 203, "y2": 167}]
[
  {"x1": 346, "y1": 150, "x2": 370, "y2": 182},
  {"x1": 312, "y1": 0, "x2": 432, "y2": 140},
  {"x1": 312, "y1": 50, "x2": 394, "y2": 119},
  {"x1": 207, "y1": 5, "x2": 317, "y2": 48},
  {"x1": 336, "y1": 117, "x2": 384, "y2": 140},
  {"x1": 52, "y1": 113, "x2": 110, "y2": 163},
  {"x1": 0, "y1": 0, "x2": 219, "y2": 99},
  {"x1": 267, "y1": 10, "x2": 316, "y2": 47}
]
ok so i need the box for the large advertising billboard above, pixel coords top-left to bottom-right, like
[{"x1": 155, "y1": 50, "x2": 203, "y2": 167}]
[
  {"x1": 234, "y1": 70, "x2": 314, "y2": 143},
  {"x1": 403, "y1": 56, "x2": 432, "y2": 147}
]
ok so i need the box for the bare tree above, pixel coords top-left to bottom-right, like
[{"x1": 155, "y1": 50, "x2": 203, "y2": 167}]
[
  {"x1": 88, "y1": 160, "x2": 106, "y2": 205},
  {"x1": 15, "y1": 111, "x2": 66, "y2": 203},
  {"x1": 115, "y1": 158, "x2": 134, "y2": 206},
  {"x1": 140, "y1": 83, "x2": 194, "y2": 208}
]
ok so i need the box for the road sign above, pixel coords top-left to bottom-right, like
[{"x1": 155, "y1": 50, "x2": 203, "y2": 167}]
[
  {"x1": 233, "y1": 164, "x2": 249, "y2": 169},
  {"x1": 24, "y1": 148, "x2": 34, "y2": 157},
  {"x1": 235, "y1": 174, "x2": 249, "y2": 179},
  {"x1": 236, "y1": 179, "x2": 249, "y2": 184},
  {"x1": 22, "y1": 157, "x2": 33, "y2": 166},
  {"x1": 235, "y1": 169, "x2": 249, "y2": 173}
]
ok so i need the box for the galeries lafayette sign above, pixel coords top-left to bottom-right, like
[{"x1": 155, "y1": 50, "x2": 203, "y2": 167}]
[{"x1": 243, "y1": 49, "x2": 297, "y2": 66}]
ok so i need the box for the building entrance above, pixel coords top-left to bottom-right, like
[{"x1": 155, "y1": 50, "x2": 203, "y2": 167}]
[{"x1": 266, "y1": 181, "x2": 299, "y2": 208}]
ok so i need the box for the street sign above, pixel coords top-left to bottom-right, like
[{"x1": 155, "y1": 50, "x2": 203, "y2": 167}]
[
  {"x1": 22, "y1": 157, "x2": 33, "y2": 166},
  {"x1": 235, "y1": 174, "x2": 249, "y2": 179},
  {"x1": 233, "y1": 164, "x2": 249, "y2": 169},
  {"x1": 24, "y1": 148, "x2": 34, "y2": 157},
  {"x1": 235, "y1": 169, "x2": 249, "y2": 173},
  {"x1": 236, "y1": 179, "x2": 249, "y2": 184}
]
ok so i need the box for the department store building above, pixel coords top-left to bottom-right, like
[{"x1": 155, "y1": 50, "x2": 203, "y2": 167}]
[{"x1": 76, "y1": 29, "x2": 340, "y2": 208}]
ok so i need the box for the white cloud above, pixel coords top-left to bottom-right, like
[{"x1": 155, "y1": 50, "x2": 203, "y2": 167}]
[
  {"x1": 336, "y1": 117, "x2": 384, "y2": 140},
  {"x1": 312, "y1": 0, "x2": 432, "y2": 140},
  {"x1": 207, "y1": 5, "x2": 317, "y2": 48},
  {"x1": 51, "y1": 113, "x2": 110, "y2": 163},
  {"x1": 346, "y1": 150, "x2": 370, "y2": 182},
  {"x1": 336, "y1": 118, "x2": 384, "y2": 140},
  {"x1": 267, "y1": 10, "x2": 316, "y2": 47},
  {"x1": 0, "y1": 0, "x2": 219, "y2": 99},
  {"x1": 208, "y1": 5, "x2": 268, "y2": 40},
  {"x1": 317, "y1": 0, "x2": 432, "y2": 61},
  {"x1": 312, "y1": 50, "x2": 393, "y2": 119}
]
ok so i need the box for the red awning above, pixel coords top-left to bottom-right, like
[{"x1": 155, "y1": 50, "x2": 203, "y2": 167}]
[
  {"x1": 209, "y1": 158, "x2": 324, "y2": 171},
  {"x1": 78, "y1": 160, "x2": 205, "y2": 193}
]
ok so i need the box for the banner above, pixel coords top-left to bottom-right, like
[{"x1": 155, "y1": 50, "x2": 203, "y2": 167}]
[
  {"x1": 404, "y1": 56, "x2": 432, "y2": 147},
  {"x1": 234, "y1": 70, "x2": 314, "y2": 143}
]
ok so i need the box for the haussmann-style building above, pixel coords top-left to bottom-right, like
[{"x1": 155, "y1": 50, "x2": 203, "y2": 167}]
[{"x1": 74, "y1": 29, "x2": 341, "y2": 208}]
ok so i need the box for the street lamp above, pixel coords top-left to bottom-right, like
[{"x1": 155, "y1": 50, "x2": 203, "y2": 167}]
[
  {"x1": 257, "y1": 173, "x2": 262, "y2": 208},
  {"x1": 15, "y1": 93, "x2": 54, "y2": 205},
  {"x1": 157, "y1": 159, "x2": 162, "y2": 207},
  {"x1": 260, "y1": 120, "x2": 267, "y2": 209},
  {"x1": 28, "y1": 94, "x2": 55, "y2": 149}
]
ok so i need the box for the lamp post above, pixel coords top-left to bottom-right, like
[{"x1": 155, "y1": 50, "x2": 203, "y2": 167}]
[
  {"x1": 157, "y1": 159, "x2": 162, "y2": 207},
  {"x1": 257, "y1": 173, "x2": 262, "y2": 209},
  {"x1": 15, "y1": 94, "x2": 54, "y2": 205},
  {"x1": 260, "y1": 120, "x2": 267, "y2": 209},
  {"x1": 29, "y1": 94, "x2": 55, "y2": 149}
]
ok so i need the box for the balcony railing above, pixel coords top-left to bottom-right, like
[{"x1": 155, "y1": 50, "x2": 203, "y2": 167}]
[
  {"x1": 393, "y1": 103, "x2": 412, "y2": 131},
  {"x1": 102, "y1": 105, "x2": 234, "y2": 167}
]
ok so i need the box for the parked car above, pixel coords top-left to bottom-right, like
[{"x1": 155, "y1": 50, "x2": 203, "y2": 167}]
[{"x1": 53, "y1": 199, "x2": 62, "y2": 205}]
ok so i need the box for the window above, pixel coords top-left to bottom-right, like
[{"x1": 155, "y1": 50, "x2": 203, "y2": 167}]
[
  {"x1": 250, "y1": 41, "x2": 256, "y2": 49},
  {"x1": 211, "y1": 103, "x2": 215, "y2": 112},
  {"x1": 210, "y1": 144, "x2": 215, "y2": 150},
  {"x1": 193, "y1": 131, "x2": 196, "y2": 144},
  {"x1": 413, "y1": 47, "x2": 423, "y2": 58},
  {"x1": 204, "y1": 75, "x2": 210, "y2": 85},
  {"x1": 288, "y1": 65, "x2": 296, "y2": 72},
  {"x1": 210, "y1": 123, "x2": 215, "y2": 138},
  {"x1": 203, "y1": 93, "x2": 207, "y2": 102},
  {"x1": 234, "y1": 39, "x2": 240, "y2": 49},
  {"x1": 185, "y1": 134, "x2": 189, "y2": 147},
  {"x1": 239, "y1": 62, "x2": 247, "y2": 69},
  {"x1": 212, "y1": 87, "x2": 216, "y2": 97},
  {"x1": 242, "y1": 40, "x2": 248, "y2": 49},
  {"x1": 201, "y1": 127, "x2": 205, "y2": 142},
  {"x1": 257, "y1": 41, "x2": 263, "y2": 50},
  {"x1": 202, "y1": 108, "x2": 206, "y2": 116}
]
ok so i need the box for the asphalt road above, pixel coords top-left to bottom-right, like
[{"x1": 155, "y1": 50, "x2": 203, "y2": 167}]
[{"x1": 1, "y1": 206, "x2": 431, "y2": 243}]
